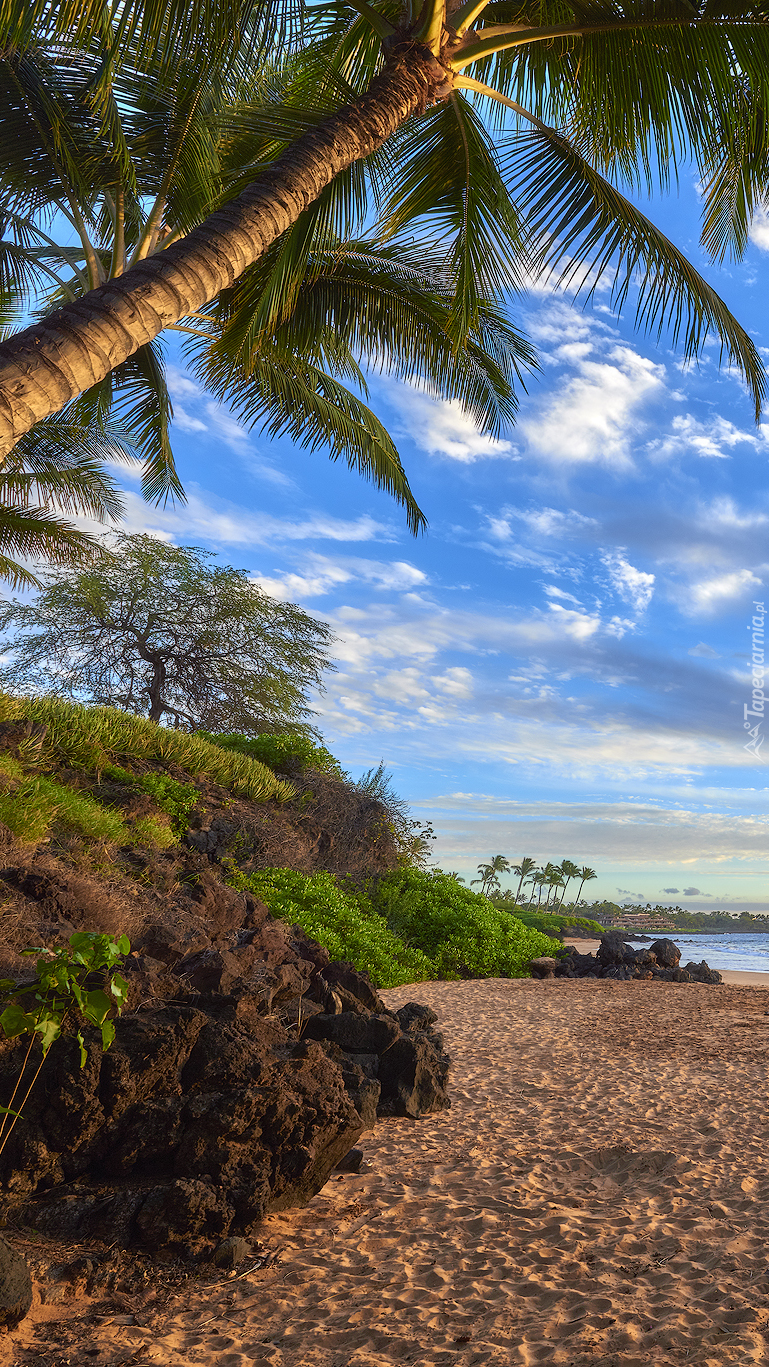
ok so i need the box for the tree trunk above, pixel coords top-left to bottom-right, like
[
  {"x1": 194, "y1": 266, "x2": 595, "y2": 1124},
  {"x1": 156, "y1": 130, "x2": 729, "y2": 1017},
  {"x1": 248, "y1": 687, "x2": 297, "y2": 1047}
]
[{"x1": 0, "y1": 44, "x2": 451, "y2": 458}]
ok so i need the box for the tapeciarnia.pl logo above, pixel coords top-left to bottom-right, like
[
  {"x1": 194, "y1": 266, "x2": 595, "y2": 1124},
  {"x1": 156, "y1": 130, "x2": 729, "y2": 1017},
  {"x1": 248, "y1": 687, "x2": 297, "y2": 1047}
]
[{"x1": 744, "y1": 600, "x2": 766, "y2": 760}]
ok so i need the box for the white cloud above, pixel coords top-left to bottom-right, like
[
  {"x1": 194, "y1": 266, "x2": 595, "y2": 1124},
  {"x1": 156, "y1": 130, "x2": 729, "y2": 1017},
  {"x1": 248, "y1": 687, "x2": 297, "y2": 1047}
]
[
  {"x1": 252, "y1": 555, "x2": 428, "y2": 601},
  {"x1": 78, "y1": 488, "x2": 391, "y2": 550},
  {"x1": 495, "y1": 506, "x2": 598, "y2": 540},
  {"x1": 431, "y1": 666, "x2": 474, "y2": 699},
  {"x1": 683, "y1": 568, "x2": 763, "y2": 616},
  {"x1": 749, "y1": 204, "x2": 769, "y2": 252},
  {"x1": 521, "y1": 345, "x2": 665, "y2": 468},
  {"x1": 386, "y1": 384, "x2": 515, "y2": 462},
  {"x1": 689, "y1": 642, "x2": 721, "y2": 658},
  {"x1": 173, "y1": 406, "x2": 208, "y2": 435},
  {"x1": 602, "y1": 551, "x2": 655, "y2": 612},
  {"x1": 649, "y1": 413, "x2": 759, "y2": 461}
]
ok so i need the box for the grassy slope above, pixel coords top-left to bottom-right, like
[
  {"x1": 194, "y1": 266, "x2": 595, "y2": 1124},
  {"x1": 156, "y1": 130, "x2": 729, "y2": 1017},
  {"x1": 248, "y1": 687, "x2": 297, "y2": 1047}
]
[{"x1": 0, "y1": 695, "x2": 563, "y2": 987}]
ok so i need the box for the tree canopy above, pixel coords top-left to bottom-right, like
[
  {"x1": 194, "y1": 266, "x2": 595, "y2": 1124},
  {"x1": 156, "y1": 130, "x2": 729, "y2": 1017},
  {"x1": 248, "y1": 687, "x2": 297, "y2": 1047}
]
[
  {"x1": 1, "y1": 0, "x2": 767, "y2": 465},
  {"x1": 0, "y1": 532, "x2": 334, "y2": 733}
]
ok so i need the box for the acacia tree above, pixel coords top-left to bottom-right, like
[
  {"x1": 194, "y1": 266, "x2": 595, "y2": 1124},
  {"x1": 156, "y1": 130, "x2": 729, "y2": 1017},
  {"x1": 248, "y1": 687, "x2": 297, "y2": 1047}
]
[
  {"x1": 0, "y1": 532, "x2": 334, "y2": 733},
  {"x1": 0, "y1": 0, "x2": 768, "y2": 453}
]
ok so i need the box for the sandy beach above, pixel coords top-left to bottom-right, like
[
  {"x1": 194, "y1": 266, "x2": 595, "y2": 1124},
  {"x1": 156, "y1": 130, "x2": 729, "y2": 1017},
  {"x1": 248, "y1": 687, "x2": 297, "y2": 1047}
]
[{"x1": 6, "y1": 974, "x2": 769, "y2": 1367}]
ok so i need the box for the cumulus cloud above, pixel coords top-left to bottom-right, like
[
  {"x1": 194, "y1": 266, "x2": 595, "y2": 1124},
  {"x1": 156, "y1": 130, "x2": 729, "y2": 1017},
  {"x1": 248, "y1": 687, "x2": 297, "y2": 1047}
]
[
  {"x1": 521, "y1": 345, "x2": 665, "y2": 468},
  {"x1": 602, "y1": 551, "x2": 655, "y2": 612},
  {"x1": 663, "y1": 887, "x2": 680, "y2": 893},
  {"x1": 683, "y1": 568, "x2": 763, "y2": 616},
  {"x1": 749, "y1": 204, "x2": 769, "y2": 251},
  {"x1": 384, "y1": 384, "x2": 515, "y2": 461},
  {"x1": 649, "y1": 413, "x2": 759, "y2": 461},
  {"x1": 683, "y1": 886, "x2": 701, "y2": 895},
  {"x1": 252, "y1": 555, "x2": 427, "y2": 601}
]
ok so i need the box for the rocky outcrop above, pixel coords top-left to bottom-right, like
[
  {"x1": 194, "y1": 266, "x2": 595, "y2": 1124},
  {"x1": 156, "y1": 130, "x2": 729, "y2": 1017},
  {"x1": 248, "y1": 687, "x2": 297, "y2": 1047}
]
[
  {"x1": 530, "y1": 933, "x2": 722, "y2": 985},
  {"x1": 0, "y1": 883, "x2": 449, "y2": 1257}
]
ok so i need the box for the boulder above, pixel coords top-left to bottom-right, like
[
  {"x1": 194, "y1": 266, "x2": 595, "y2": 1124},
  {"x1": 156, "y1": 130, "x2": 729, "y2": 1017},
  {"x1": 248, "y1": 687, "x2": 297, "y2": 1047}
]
[
  {"x1": 0, "y1": 1234, "x2": 32, "y2": 1328},
  {"x1": 529, "y1": 956, "x2": 558, "y2": 979},
  {"x1": 650, "y1": 938, "x2": 681, "y2": 969},
  {"x1": 0, "y1": 907, "x2": 450, "y2": 1255}
]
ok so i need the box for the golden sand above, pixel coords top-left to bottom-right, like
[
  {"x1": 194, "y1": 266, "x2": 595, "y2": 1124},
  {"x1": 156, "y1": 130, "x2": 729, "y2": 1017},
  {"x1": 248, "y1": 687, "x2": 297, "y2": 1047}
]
[{"x1": 7, "y1": 976, "x2": 769, "y2": 1366}]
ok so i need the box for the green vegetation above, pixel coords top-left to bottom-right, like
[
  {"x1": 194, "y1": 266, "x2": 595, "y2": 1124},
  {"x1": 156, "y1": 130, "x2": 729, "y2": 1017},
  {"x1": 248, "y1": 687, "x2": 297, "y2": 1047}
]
[
  {"x1": 0, "y1": 535, "x2": 334, "y2": 736},
  {"x1": 105, "y1": 766, "x2": 200, "y2": 837},
  {"x1": 230, "y1": 865, "x2": 563, "y2": 988},
  {"x1": 506, "y1": 909, "x2": 606, "y2": 937},
  {"x1": 228, "y1": 867, "x2": 433, "y2": 989},
  {"x1": 371, "y1": 870, "x2": 563, "y2": 980},
  {"x1": 0, "y1": 932, "x2": 129, "y2": 1157},
  {"x1": 0, "y1": 693, "x2": 293, "y2": 804},
  {"x1": 203, "y1": 731, "x2": 343, "y2": 778}
]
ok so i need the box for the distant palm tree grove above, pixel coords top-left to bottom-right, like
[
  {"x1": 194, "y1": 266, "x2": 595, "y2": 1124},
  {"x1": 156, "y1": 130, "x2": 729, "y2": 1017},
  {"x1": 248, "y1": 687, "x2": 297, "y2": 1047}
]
[{"x1": 469, "y1": 857, "x2": 598, "y2": 911}]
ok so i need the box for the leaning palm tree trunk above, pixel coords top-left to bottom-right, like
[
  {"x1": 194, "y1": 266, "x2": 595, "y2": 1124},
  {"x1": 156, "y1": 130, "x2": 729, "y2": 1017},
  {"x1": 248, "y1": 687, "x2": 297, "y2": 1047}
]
[{"x1": 0, "y1": 44, "x2": 447, "y2": 457}]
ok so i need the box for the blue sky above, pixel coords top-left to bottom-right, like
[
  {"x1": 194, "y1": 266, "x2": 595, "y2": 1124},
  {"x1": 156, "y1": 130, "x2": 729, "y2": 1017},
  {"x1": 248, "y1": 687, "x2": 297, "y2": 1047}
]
[{"x1": 73, "y1": 175, "x2": 769, "y2": 911}]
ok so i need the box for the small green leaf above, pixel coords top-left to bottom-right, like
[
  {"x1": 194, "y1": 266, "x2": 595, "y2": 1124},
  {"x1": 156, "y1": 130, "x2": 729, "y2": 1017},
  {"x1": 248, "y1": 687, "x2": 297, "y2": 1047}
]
[
  {"x1": 109, "y1": 973, "x2": 129, "y2": 1009},
  {"x1": 35, "y1": 1016, "x2": 62, "y2": 1056},
  {"x1": 82, "y1": 989, "x2": 112, "y2": 1026},
  {"x1": 0, "y1": 1004, "x2": 36, "y2": 1039},
  {"x1": 116, "y1": 935, "x2": 131, "y2": 956},
  {"x1": 99, "y1": 1019, "x2": 115, "y2": 1051},
  {"x1": 76, "y1": 1030, "x2": 87, "y2": 1068},
  {"x1": 0, "y1": 1105, "x2": 22, "y2": 1119}
]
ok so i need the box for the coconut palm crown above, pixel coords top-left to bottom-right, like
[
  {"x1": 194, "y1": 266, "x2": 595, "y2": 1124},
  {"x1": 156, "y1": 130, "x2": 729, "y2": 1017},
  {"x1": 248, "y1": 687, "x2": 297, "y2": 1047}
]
[{"x1": 0, "y1": 0, "x2": 767, "y2": 462}]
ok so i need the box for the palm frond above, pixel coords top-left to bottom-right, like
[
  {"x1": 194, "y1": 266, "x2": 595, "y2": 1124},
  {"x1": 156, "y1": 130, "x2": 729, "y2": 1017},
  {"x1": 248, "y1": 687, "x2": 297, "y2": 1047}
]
[{"x1": 503, "y1": 121, "x2": 767, "y2": 417}]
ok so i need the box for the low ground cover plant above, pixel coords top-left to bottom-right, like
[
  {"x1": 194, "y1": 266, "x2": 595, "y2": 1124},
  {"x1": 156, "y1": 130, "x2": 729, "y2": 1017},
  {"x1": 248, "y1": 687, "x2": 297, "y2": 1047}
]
[
  {"x1": 507, "y1": 910, "x2": 605, "y2": 936},
  {"x1": 0, "y1": 694, "x2": 293, "y2": 803},
  {"x1": 201, "y1": 731, "x2": 343, "y2": 778},
  {"x1": 229, "y1": 865, "x2": 562, "y2": 987}
]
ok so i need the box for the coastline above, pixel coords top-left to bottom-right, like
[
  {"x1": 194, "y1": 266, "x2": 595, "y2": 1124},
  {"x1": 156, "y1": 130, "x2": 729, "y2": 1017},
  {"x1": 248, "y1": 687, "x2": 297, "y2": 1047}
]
[{"x1": 565, "y1": 936, "x2": 769, "y2": 987}]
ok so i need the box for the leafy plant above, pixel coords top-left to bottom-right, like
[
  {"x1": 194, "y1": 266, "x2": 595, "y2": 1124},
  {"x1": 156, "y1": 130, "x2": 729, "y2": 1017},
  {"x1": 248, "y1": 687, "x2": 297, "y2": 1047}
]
[
  {"x1": 107, "y1": 767, "x2": 200, "y2": 837},
  {"x1": 203, "y1": 731, "x2": 344, "y2": 778},
  {"x1": 371, "y1": 869, "x2": 563, "y2": 979},
  {"x1": 0, "y1": 932, "x2": 130, "y2": 1159},
  {"x1": 0, "y1": 776, "x2": 129, "y2": 844},
  {"x1": 227, "y1": 867, "x2": 434, "y2": 989}
]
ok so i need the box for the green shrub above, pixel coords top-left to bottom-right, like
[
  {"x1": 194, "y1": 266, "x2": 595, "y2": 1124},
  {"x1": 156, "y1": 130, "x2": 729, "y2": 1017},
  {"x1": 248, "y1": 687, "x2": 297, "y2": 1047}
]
[
  {"x1": 202, "y1": 730, "x2": 343, "y2": 778},
  {"x1": 508, "y1": 910, "x2": 605, "y2": 936},
  {"x1": 371, "y1": 869, "x2": 564, "y2": 979},
  {"x1": 0, "y1": 694, "x2": 294, "y2": 804},
  {"x1": 227, "y1": 867, "x2": 434, "y2": 988}
]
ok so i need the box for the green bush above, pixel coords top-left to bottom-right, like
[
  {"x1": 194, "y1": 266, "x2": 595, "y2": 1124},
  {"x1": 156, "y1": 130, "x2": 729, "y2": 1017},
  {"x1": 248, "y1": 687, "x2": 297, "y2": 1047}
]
[
  {"x1": 508, "y1": 910, "x2": 605, "y2": 936},
  {"x1": 0, "y1": 694, "x2": 294, "y2": 804},
  {"x1": 371, "y1": 869, "x2": 564, "y2": 979},
  {"x1": 202, "y1": 730, "x2": 343, "y2": 778},
  {"x1": 227, "y1": 867, "x2": 434, "y2": 988}
]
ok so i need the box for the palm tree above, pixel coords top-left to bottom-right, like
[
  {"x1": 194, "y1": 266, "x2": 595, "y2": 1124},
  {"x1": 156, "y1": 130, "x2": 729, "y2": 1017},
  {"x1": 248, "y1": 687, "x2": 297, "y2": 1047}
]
[
  {"x1": 531, "y1": 871, "x2": 549, "y2": 908},
  {"x1": 1, "y1": 0, "x2": 767, "y2": 454},
  {"x1": 473, "y1": 854, "x2": 511, "y2": 896},
  {"x1": 512, "y1": 857, "x2": 537, "y2": 904},
  {"x1": 545, "y1": 869, "x2": 566, "y2": 911},
  {"x1": 0, "y1": 16, "x2": 533, "y2": 528},
  {"x1": 555, "y1": 859, "x2": 581, "y2": 910},
  {"x1": 0, "y1": 410, "x2": 138, "y2": 587},
  {"x1": 575, "y1": 867, "x2": 598, "y2": 905}
]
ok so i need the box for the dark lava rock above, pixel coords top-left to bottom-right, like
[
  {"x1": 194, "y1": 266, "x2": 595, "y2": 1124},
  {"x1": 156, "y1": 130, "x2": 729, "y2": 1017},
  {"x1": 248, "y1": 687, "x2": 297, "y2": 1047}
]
[
  {"x1": 0, "y1": 1234, "x2": 32, "y2": 1328},
  {"x1": 0, "y1": 896, "x2": 450, "y2": 1255},
  {"x1": 335, "y1": 1146, "x2": 364, "y2": 1173},
  {"x1": 213, "y1": 1235, "x2": 250, "y2": 1269},
  {"x1": 554, "y1": 935, "x2": 720, "y2": 987},
  {"x1": 650, "y1": 938, "x2": 681, "y2": 969},
  {"x1": 528, "y1": 956, "x2": 558, "y2": 979}
]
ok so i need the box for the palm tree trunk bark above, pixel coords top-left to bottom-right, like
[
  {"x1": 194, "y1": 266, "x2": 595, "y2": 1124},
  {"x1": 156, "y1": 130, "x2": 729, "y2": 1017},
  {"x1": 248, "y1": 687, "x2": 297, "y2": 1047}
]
[{"x1": 0, "y1": 43, "x2": 451, "y2": 458}]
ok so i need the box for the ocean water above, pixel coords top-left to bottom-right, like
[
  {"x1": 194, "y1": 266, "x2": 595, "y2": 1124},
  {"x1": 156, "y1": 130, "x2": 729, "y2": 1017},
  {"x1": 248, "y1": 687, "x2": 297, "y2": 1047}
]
[{"x1": 628, "y1": 932, "x2": 769, "y2": 974}]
